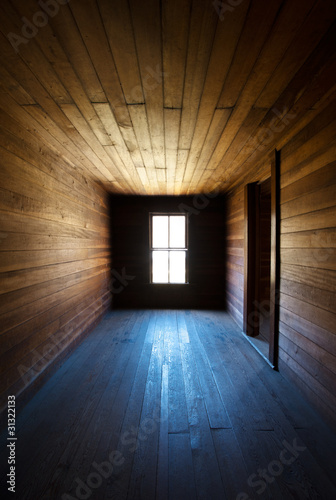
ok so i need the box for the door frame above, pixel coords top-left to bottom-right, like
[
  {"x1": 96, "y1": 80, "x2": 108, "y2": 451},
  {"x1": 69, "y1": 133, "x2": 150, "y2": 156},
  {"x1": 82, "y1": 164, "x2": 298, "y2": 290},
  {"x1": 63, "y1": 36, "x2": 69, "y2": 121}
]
[
  {"x1": 243, "y1": 150, "x2": 280, "y2": 368},
  {"x1": 269, "y1": 149, "x2": 280, "y2": 368}
]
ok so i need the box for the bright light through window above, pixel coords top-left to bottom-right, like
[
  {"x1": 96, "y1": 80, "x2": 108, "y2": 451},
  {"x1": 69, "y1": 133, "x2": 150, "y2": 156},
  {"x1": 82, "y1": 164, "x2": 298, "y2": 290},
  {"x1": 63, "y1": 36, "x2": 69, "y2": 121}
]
[
  {"x1": 152, "y1": 216, "x2": 168, "y2": 248},
  {"x1": 151, "y1": 214, "x2": 187, "y2": 283},
  {"x1": 169, "y1": 216, "x2": 185, "y2": 247},
  {"x1": 152, "y1": 251, "x2": 169, "y2": 283},
  {"x1": 170, "y1": 251, "x2": 186, "y2": 283}
]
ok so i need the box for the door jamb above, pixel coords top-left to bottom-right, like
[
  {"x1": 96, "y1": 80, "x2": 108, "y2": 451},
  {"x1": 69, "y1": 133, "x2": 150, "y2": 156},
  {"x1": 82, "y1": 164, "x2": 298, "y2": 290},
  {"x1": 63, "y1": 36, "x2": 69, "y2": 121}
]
[
  {"x1": 269, "y1": 149, "x2": 280, "y2": 368},
  {"x1": 243, "y1": 150, "x2": 280, "y2": 368}
]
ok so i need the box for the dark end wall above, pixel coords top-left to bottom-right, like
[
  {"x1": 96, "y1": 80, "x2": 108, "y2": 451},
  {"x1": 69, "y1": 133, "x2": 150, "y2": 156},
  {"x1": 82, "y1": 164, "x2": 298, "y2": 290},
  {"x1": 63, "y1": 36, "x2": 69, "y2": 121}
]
[{"x1": 110, "y1": 194, "x2": 226, "y2": 309}]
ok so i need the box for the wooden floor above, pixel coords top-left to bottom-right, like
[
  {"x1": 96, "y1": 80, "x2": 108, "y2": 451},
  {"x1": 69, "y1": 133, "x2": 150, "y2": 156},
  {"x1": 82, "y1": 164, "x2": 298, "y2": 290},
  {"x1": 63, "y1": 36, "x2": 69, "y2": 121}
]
[{"x1": 1, "y1": 310, "x2": 336, "y2": 500}]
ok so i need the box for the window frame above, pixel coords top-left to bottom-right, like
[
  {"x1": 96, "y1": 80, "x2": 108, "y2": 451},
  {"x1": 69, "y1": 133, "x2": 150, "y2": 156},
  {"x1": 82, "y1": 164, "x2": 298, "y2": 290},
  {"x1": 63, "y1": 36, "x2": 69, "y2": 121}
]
[{"x1": 149, "y1": 212, "x2": 189, "y2": 284}]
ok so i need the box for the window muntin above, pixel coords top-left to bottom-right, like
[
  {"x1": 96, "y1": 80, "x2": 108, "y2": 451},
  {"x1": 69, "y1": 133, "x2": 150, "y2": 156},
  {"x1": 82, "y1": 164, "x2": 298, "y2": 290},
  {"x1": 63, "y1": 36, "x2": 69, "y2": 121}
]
[{"x1": 151, "y1": 214, "x2": 187, "y2": 283}]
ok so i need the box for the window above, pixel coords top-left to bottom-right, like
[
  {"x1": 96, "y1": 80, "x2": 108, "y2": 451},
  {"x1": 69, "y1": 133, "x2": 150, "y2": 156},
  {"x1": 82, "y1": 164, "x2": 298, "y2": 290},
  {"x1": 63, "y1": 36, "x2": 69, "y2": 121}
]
[{"x1": 150, "y1": 214, "x2": 187, "y2": 283}]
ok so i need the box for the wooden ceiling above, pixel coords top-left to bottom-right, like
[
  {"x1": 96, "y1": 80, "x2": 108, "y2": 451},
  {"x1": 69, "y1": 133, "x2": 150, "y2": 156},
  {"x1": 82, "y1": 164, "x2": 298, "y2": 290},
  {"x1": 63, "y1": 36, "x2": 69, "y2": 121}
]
[{"x1": 0, "y1": 0, "x2": 335, "y2": 195}]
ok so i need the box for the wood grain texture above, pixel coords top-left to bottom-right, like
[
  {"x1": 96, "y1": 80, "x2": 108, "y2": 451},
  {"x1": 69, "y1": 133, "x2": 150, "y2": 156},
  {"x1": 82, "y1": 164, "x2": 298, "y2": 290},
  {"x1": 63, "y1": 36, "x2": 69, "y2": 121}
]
[
  {"x1": 225, "y1": 104, "x2": 336, "y2": 427},
  {"x1": 0, "y1": 0, "x2": 335, "y2": 449},
  {"x1": 1, "y1": 310, "x2": 335, "y2": 499},
  {"x1": 0, "y1": 0, "x2": 334, "y2": 194},
  {"x1": 0, "y1": 103, "x2": 111, "y2": 413}
]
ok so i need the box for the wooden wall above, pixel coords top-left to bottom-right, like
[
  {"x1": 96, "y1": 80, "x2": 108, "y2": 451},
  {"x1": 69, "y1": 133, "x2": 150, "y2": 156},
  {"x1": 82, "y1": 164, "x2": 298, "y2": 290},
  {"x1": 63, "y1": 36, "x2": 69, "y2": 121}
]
[
  {"x1": 278, "y1": 106, "x2": 336, "y2": 427},
  {"x1": 0, "y1": 104, "x2": 111, "y2": 414},
  {"x1": 226, "y1": 185, "x2": 245, "y2": 329},
  {"x1": 225, "y1": 104, "x2": 336, "y2": 427},
  {"x1": 110, "y1": 195, "x2": 225, "y2": 309}
]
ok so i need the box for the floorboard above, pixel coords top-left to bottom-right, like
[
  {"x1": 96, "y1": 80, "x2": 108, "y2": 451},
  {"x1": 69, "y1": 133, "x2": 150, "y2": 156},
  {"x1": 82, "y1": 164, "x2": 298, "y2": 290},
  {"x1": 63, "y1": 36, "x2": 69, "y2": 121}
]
[{"x1": 1, "y1": 309, "x2": 336, "y2": 500}]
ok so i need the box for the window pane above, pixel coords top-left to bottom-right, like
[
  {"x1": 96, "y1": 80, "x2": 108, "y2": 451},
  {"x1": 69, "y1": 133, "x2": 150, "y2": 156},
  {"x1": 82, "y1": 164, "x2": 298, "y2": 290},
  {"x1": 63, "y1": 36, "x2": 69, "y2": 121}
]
[
  {"x1": 170, "y1": 251, "x2": 186, "y2": 283},
  {"x1": 152, "y1": 251, "x2": 169, "y2": 283},
  {"x1": 169, "y1": 216, "x2": 185, "y2": 248},
  {"x1": 152, "y1": 216, "x2": 168, "y2": 248}
]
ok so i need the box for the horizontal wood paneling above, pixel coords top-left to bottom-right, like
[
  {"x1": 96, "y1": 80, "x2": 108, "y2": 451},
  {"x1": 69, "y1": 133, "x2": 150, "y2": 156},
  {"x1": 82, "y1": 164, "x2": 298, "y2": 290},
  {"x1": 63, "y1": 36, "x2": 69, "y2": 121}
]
[
  {"x1": 225, "y1": 186, "x2": 245, "y2": 330},
  {"x1": 278, "y1": 107, "x2": 336, "y2": 427},
  {"x1": 0, "y1": 107, "x2": 111, "y2": 413},
  {"x1": 0, "y1": 0, "x2": 334, "y2": 431},
  {"x1": 225, "y1": 103, "x2": 336, "y2": 427}
]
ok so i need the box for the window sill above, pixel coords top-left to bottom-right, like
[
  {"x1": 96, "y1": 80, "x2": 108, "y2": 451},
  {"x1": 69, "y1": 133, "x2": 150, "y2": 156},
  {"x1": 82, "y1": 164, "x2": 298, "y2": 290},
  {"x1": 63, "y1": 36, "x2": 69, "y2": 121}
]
[{"x1": 148, "y1": 282, "x2": 190, "y2": 285}]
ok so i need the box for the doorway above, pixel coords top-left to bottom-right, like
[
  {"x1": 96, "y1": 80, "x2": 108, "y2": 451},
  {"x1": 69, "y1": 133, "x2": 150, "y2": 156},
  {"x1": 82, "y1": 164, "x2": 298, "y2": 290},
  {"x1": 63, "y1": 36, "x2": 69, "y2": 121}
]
[{"x1": 243, "y1": 152, "x2": 280, "y2": 367}]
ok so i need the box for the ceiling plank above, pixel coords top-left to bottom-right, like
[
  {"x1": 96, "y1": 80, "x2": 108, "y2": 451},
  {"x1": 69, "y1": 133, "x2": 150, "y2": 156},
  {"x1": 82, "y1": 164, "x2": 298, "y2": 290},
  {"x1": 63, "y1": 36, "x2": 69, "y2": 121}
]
[
  {"x1": 183, "y1": 0, "x2": 251, "y2": 188},
  {"x1": 0, "y1": 3, "x2": 72, "y2": 105},
  {"x1": 204, "y1": 107, "x2": 269, "y2": 189},
  {"x1": 128, "y1": 104, "x2": 159, "y2": 193},
  {"x1": 188, "y1": 108, "x2": 231, "y2": 190},
  {"x1": 0, "y1": 0, "x2": 335, "y2": 196},
  {"x1": 98, "y1": 0, "x2": 144, "y2": 105},
  {"x1": 129, "y1": 0, "x2": 165, "y2": 182},
  {"x1": 0, "y1": 65, "x2": 35, "y2": 106},
  {"x1": 220, "y1": 83, "x2": 336, "y2": 195},
  {"x1": 68, "y1": 0, "x2": 131, "y2": 127},
  {"x1": 15, "y1": 0, "x2": 107, "y2": 104},
  {"x1": 217, "y1": 25, "x2": 336, "y2": 192},
  {"x1": 156, "y1": 167, "x2": 167, "y2": 194},
  {"x1": 60, "y1": 103, "x2": 125, "y2": 184},
  {"x1": 8, "y1": 1, "x2": 114, "y2": 150},
  {"x1": 0, "y1": 31, "x2": 115, "y2": 186},
  {"x1": 93, "y1": 103, "x2": 147, "y2": 193},
  {"x1": 175, "y1": 149, "x2": 189, "y2": 195},
  {"x1": 206, "y1": 0, "x2": 325, "y2": 184},
  {"x1": 165, "y1": 108, "x2": 181, "y2": 193},
  {"x1": 0, "y1": 109, "x2": 108, "y2": 207},
  {"x1": 255, "y1": 0, "x2": 336, "y2": 108},
  {"x1": 22, "y1": 104, "x2": 114, "y2": 185},
  {"x1": 0, "y1": 87, "x2": 110, "y2": 186},
  {"x1": 178, "y1": 0, "x2": 218, "y2": 151},
  {"x1": 162, "y1": 0, "x2": 191, "y2": 109},
  {"x1": 217, "y1": 0, "x2": 284, "y2": 108}
]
